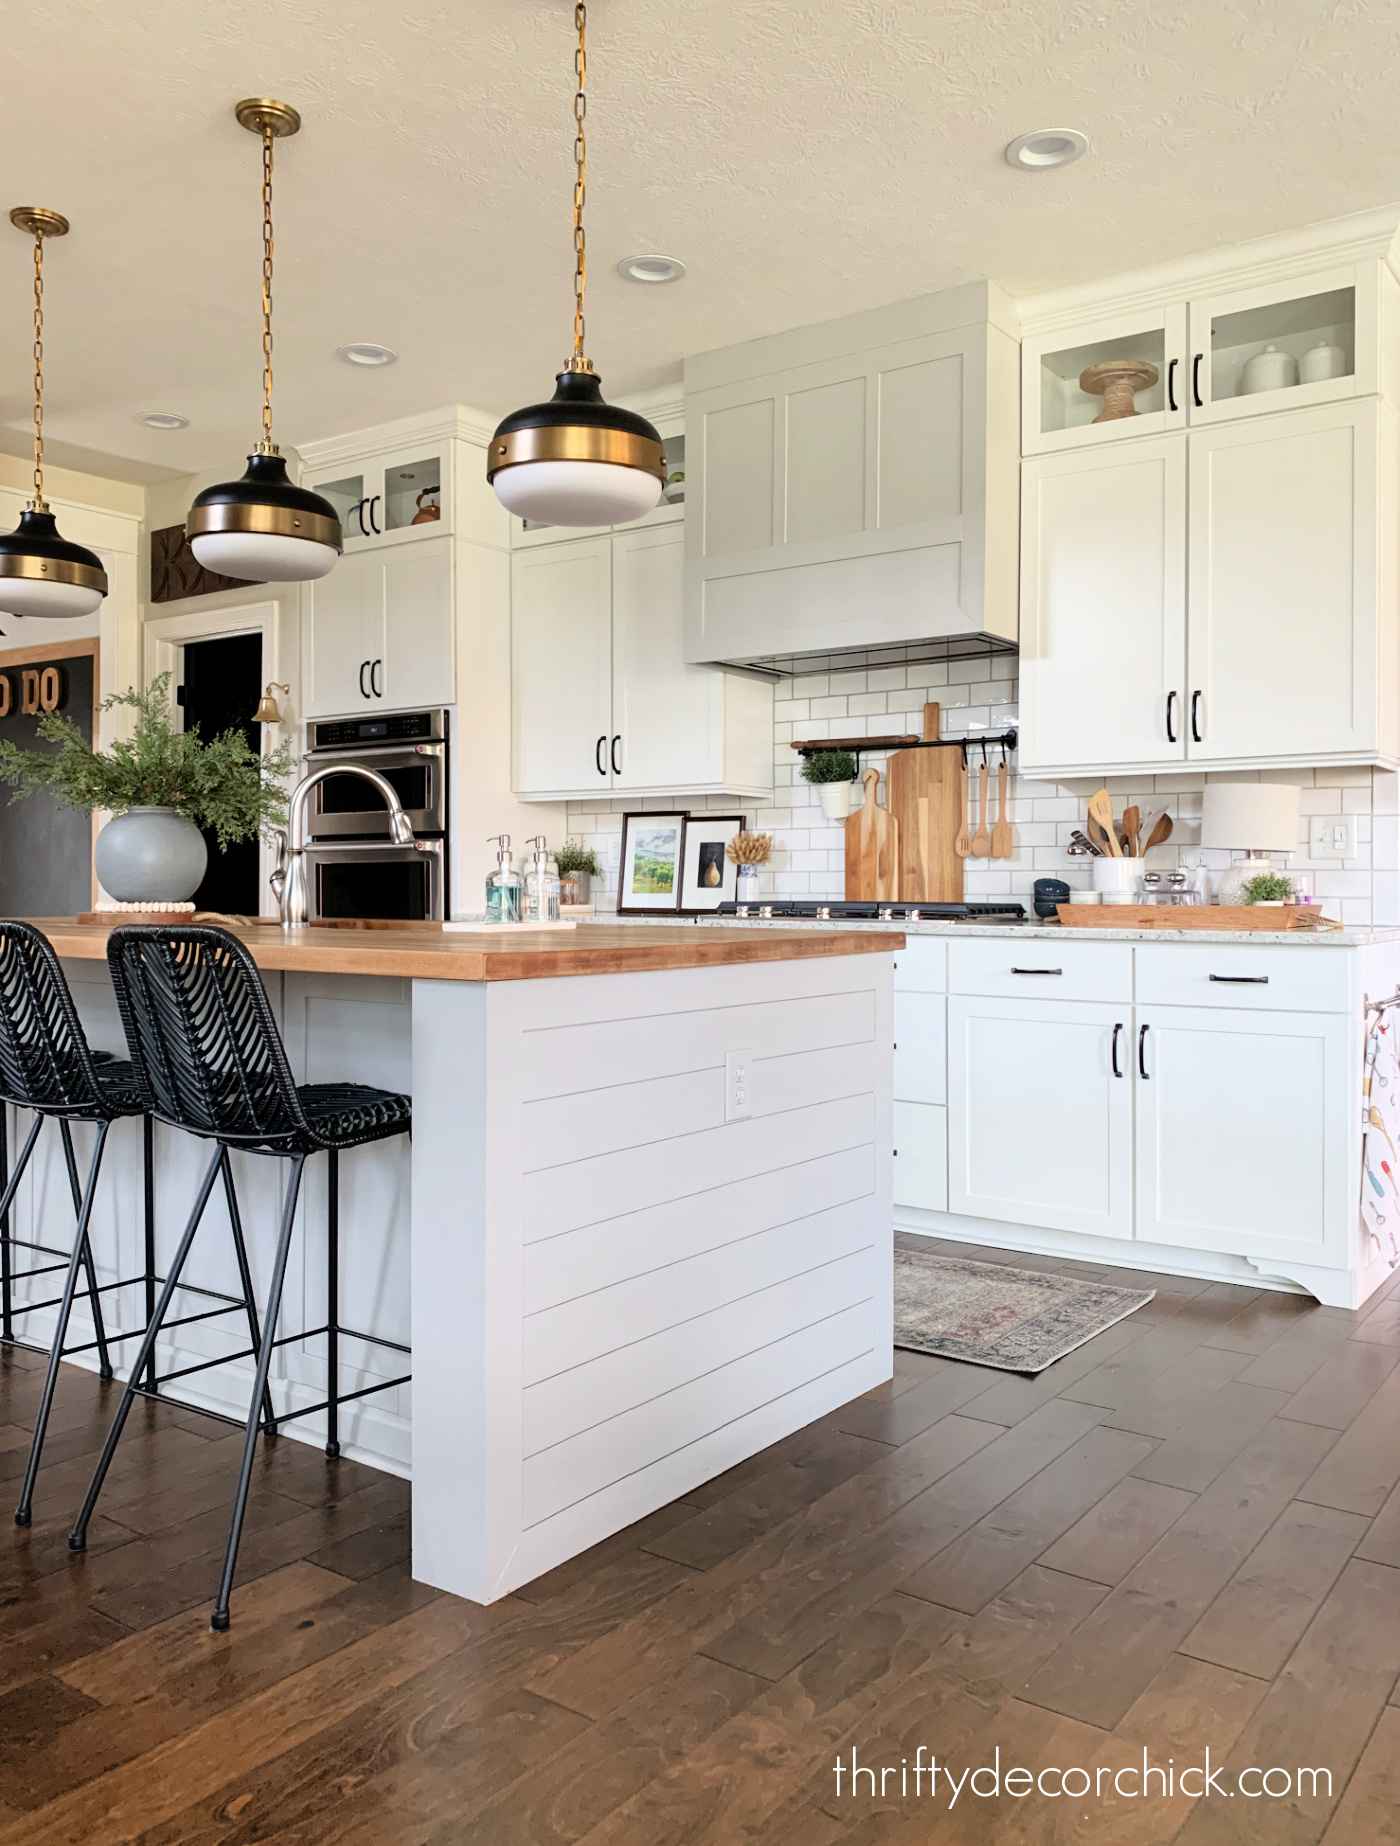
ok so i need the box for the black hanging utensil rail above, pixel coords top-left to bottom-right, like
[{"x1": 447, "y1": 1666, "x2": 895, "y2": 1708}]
[{"x1": 792, "y1": 728, "x2": 1017, "y2": 766}]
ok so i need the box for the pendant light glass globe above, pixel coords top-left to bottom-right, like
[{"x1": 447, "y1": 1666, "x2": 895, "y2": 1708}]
[
  {"x1": 190, "y1": 100, "x2": 342, "y2": 584},
  {"x1": 0, "y1": 208, "x2": 109, "y2": 621},
  {"x1": 488, "y1": 5, "x2": 668, "y2": 527}
]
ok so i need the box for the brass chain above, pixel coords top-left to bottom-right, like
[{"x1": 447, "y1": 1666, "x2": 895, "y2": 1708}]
[
  {"x1": 572, "y1": 0, "x2": 587, "y2": 360},
  {"x1": 30, "y1": 228, "x2": 45, "y2": 508},
  {"x1": 260, "y1": 125, "x2": 275, "y2": 449}
]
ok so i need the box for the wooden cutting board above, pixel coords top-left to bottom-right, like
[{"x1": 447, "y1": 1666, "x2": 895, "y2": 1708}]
[
  {"x1": 845, "y1": 767, "x2": 899, "y2": 900},
  {"x1": 1057, "y1": 904, "x2": 1342, "y2": 932},
  {"x1": 887, "y1": 702, "x2": 964, "y2": 903}
]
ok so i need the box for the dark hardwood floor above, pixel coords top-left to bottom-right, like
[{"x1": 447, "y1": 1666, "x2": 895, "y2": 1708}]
[{"x1": 2, "y1": 1236, "x2": 1400, "y2": 1842}]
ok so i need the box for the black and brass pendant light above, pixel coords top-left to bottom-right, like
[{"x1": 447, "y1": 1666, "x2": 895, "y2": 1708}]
[
  {"x1": 0, "y1": 209, "x2": 108, "y2": 620},
  {"x1": 487, "y1": 3, "x2": 667, "y2": 526},
  {"x1": 187, "y1": 100, "x2": 342, "y2": 582}
]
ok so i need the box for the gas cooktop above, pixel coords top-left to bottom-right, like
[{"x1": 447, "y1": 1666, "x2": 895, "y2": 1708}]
[{"x1": 716, "y1": 900, "x2": 1028, "y2": 922}]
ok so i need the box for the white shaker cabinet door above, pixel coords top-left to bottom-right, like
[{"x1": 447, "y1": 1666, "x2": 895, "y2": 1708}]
[
  {"x1": 611, "y1": 524, "x2": 722, "y2": 792},
  {"x1": 1134, "y1": 1005, "x2": 1352, "y2": 1271},
  {"x1": 511, "y1": 537, "x2": 614, "y2": 798},
  {"x1": 1186, "y1": 400, "x2": 1378, "y2": 763},
  {"x1": 947, "y1": 996, "x2": 1133, "y2": 1239},
  {"x1": 382, "y1": 536, "x2": 452, "y2": 709},
  {"x1": 1018, "y1": 438, "x2": 1187, "y2": 777},
  {"x1": 304, "y1": 550, "x2": 385, "y2": 718}
]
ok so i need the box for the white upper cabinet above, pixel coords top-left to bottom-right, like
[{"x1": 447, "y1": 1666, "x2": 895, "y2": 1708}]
[
  {"x1": 1023, "y1": 303, "x2": 1188, "y2": 456},
  {"x1": 512, "y1": 525, "x2": 772, "y2": 802},
  {"x1": 304, "y1": 536, "x2": 453, "y2": 718},
  {"x1": 308, "y1": 443, "x2": 449, "y2": 551},
  {"x1": 1187, "y1": 266, "x2": 1371, "y2": 426},
  {"x1": 1020, "y1": 438, "x2": 1187, "y2": 774},
  {"x1": 683, "y1": 281, "x2": 1020, "y2": 666},
  {"x1": 1187, "y1": 401, "x2": 1382, "y2": 764}
]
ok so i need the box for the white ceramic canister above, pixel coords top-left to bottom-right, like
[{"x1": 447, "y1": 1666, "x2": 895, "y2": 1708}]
[
  {"x1": 1240, "y1": 344, "x2": 1299, "y2": 395},
  {"x1": 1092, "y1": 856, "x2": 1146, "y2": 895},
  {"x1": 1299, "y1": 340, "x2": 1347, "y2": 385}
]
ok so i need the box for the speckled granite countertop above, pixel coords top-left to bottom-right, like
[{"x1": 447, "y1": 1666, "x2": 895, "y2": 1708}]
[{"x1": 583, "y1": 916, "x2": 1400, "y2": 948}]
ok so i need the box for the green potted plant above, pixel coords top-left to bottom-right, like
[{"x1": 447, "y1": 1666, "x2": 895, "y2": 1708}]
[
  {"x1": 801, "y1": 749, "x2": 858, "y2": 822},
  {"x1": 0, "y1": 671, "x2": 296, "y2": 906},
  {"x1": 555, "y1": 839, "x2": 602, "y2": 908},
  {"x1": 1241, "y1": 869, "x2": 1294, "y2": 907}
]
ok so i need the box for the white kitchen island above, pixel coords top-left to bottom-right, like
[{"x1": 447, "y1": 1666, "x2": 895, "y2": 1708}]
[{"x1": 13, "y1": 921, "x2": 895, "y2": 1605}]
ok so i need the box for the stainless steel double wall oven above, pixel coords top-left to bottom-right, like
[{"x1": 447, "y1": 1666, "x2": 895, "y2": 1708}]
[{"x1": 301, "y1": 709, "x2": 448, "y2": 921}]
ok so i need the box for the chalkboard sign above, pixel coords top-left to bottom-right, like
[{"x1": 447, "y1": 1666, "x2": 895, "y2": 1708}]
[{"x1": 0, "y1": 649, "x2": 94, "y2": 917}]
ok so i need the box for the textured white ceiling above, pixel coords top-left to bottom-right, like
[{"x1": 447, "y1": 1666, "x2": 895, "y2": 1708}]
[{"x1": 3, "y1": 0, "x2": 1398, "y2": 481}]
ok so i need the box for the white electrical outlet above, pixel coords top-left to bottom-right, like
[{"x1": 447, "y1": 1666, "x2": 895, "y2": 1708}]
[
  {"x1": 725, "y1": 1048, "x2": 753, "y2": 1122},
  {"x1": 1308, "y1": 814, "x2": 1358, "y2": 859}
]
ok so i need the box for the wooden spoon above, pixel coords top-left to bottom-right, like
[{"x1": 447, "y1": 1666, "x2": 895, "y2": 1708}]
[
  {"x1": 1122, "y1": 804, "x2": 1140, "y2": 857},
  {"x1": 954, "y1": 759, "x2": 972, "y2": 858},
  {"x1": 1143, "y1": 810, "x2": 1174, "y2": 853},
  {"x1": 971, "y1": 763, "x2": 992, "y2": 857},
  {"x1": 991, "y1": 759, "x2": 1012, "y2": 859},
  {"x1": 1088, "y1": 788, "x2": 1122, "y2": 857}
]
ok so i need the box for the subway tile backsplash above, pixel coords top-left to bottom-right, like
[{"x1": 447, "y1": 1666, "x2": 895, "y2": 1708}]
[{"x1": 565, "y1": 660, "x2": 1399, "y2": 925}]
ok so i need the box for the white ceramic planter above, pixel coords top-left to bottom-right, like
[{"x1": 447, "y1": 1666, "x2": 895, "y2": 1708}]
[
  {"x1": 817, "y1": 782, "x2": 854, "y2": 822},
  {"x1": 94, "y1": 806, "x2": 207, "y2": 903}
]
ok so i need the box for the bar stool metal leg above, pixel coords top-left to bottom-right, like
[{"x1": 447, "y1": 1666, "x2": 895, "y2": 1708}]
[
  {"x1": 0, "y1": 1113, "x2": 42, "y2": 1356},
  {"x1": 15, "y1": 1121, "x2": 110, "y2": 1526},
  {"x1": 57, "y1": 1120, "x2": 112, "y2": 1381},
  {"x1": 211, "y1": 1154, "x2": 305, "y2": 1632},
  {"x1": 1, "y1": 1106, "x2": 10, "y2": 1348},
  {"x1": 69, "y1": 1145, "x2": 225, "y2": 1553},
  {"x1": 219, "y1": 1151, "x2": 276, "y2": 1437},
  {"x1": 142, "y1": 1115, "x2": 156, "y2": 1395},
  {"x1": 326, "y1": 1147, "x2": 339, "y2": 1460}
]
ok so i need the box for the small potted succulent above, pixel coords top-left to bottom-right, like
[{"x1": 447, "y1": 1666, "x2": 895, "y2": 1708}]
[
  {"x1": 0, "y1": 671, "x2": 295, "y2": 906},
  {"x1": 1242, "y1": 870, "x2": 1293, "y2": 907},
  {"x1": 801, "y1": 749, "x2": 858, "y2": 822},
  {"x1": 555, "y1": 839, "x2": 602, "y2": 908}
]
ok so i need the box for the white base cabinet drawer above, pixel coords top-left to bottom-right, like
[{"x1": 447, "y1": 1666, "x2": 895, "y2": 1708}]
[
  {"x1": 894, "y1": 1102, "x2": 947, "y2": 1212},
  {"x1": 949, "y1": 938, "x2": 1133, "y2": 1004},
  {"x1": 1134, "y1": 943, "x2": 1352, "y2": 1014},
  {"x1": 893, "y1": 939, "x2": 946, "y2": 994},
  {"x1": 948, "y1": 995, "x2": 1133, "y2": 1240},
  {"x1": 894, "y1": 991, "x2": 945, "y2": 1105},
  {"x1": 1135, "y1": 1004, "x2": 1353, "y2": 1270}
]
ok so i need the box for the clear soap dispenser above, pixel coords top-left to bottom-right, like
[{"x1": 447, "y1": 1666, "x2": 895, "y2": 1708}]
[
  {"x1": 523, "y1": 835, "x2": 561, "y2": 923},
  {"x1": 485, "y1": 835, "x2": 523, "y2": 924}
]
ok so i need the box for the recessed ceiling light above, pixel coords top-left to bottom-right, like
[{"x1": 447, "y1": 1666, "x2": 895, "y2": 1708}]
[
  {"x1": 336, "y1": 342, "x2": 398, "y2": 367},
  {"x1": 1005, "y1": 129, "x2": 1089, "y2": 170},
  {"x1": 135, "y1": 411, "x2": 189, "y2": 430},
  {"x1": 616, "y1": 254, "x2": 687, "y2": 285}
]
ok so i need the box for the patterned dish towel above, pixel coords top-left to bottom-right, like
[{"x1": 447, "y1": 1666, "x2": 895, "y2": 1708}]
[{"x1": 1362, "y1": 1011, "x2": 1400, "y2": 1271}]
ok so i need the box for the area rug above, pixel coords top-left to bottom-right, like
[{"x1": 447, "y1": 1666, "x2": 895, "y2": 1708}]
[{"x1": 894, "y1": 1248, "x2": 1156, "y2": 1373}]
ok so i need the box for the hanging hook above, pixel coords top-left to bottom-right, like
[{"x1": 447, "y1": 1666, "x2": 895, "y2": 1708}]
[{"x1": 980, "y1": 738, "x2": 988, "y2": 767}]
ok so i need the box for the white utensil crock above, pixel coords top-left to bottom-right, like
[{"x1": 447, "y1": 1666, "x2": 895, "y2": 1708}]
[{"x1": 1092, "y1": 856, "x2": 1145, "y2": 895}]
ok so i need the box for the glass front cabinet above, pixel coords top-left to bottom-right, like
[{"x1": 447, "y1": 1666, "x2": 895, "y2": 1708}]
[
  {"x1": 309, "y1": 447, "x2": 449, "y2": 551},
  {"x1": 1022, "y1": 261, "x2": 1378, "y2": 456}
]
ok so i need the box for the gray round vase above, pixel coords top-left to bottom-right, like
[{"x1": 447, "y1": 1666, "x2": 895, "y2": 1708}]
[{"x1": 94, "y1": 806, "x2": 207, "y2": 904}]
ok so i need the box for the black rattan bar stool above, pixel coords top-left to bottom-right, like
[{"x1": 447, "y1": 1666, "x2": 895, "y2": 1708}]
[
  {"x1": 0, "y1": 921, "x2": 280, "y2": 1527},
  {"x1": 69, "y1": 925, "x2": 412, "y2": 1631}
]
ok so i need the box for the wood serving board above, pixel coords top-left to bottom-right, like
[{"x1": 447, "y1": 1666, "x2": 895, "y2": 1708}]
[
  {"x1": 886, "y1": 702, "x2": 963, "y2": 904},
  {"x1": 1056, "y1": 904, "x2": 1342, "y2": 932},
  {"x1": 845, "y1": 767, "x2": 899, "y2": 900}
]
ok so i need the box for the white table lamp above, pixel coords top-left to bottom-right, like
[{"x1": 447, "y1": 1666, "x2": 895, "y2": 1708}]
[{"x1": 1200, "y1": 783, "x2": 1302, "y2": 903}]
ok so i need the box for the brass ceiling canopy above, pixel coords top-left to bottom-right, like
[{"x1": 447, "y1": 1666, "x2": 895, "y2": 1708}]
[
  {"x1": 233, "y1": 98, "x2": 302, "y2": 139},
  {"x1": 9, "y1": 207, "x2": 69, "y2": 240}
]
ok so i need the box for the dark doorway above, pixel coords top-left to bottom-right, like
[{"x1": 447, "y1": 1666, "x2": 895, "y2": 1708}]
[
  {"x1": 0, "y1": 647, "x2": 95, "y2": 917},
  {"x1": 181, "y1": 633, "x2": 263, "y2": 915}
]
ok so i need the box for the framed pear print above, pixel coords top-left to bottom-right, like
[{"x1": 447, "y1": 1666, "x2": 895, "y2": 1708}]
[{"x1": 679, "y1": 815, "x2": 746, "y2": 913}]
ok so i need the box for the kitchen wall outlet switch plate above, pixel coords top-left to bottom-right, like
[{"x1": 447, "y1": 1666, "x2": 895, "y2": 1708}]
[
  {"x1": 1308, "y1": 814, "x2": 1358, "y2": 858},
  {"x1": 725, "y1": 1048, "x2": 753, "y2": 1122}
]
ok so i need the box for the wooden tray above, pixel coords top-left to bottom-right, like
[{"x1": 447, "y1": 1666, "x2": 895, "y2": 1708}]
[{"x1": 1056, "y1": 904, "x2": 1342, "y2": 932}]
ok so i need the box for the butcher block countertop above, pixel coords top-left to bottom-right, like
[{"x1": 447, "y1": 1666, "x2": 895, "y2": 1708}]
[{"x1": 32, "y1": 919, "x2": 902, "y2": 983}]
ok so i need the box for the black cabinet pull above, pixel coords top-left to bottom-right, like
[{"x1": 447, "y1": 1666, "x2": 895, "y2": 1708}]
[
  {"x1": 1011, "y1": 967, "x2": 1062, "y2": 976},
  {"x1": 1192, "y1": 352, "x2": 1204, "y2": 407},
  {"x1": 1111, "y1": 1022, "x2": 1123, "y2": 1078},
  {"x1": 371, "y1": 658, "x2": 383, "y2": 697},
  {"x1": 1190, "y1": 690, "x2": 1202, "y2": 743},
  {"x1": 358, "y1": 660, "x2": 370, "y2": 700},
  {"x1": 1167, "y1": 357, "x2": 1178, "y2": 412},
  {"x1": 1166, "y1": 689, "x2": 1177, "y2": 743},
  {"x1": 611, "y1": 734, "x2": 621, "y2": 776},
  {"x1": 366, "y1": 494, "x2": 381, "y2": 536},
  {"x1": 1209, "y1": 973, "x2": 1269, "y2": 984},
  {"x1": 352, "y1": 498, "x2": 369, "y2": 538},
  {"x1": 1138, "y1": 1023, "x2": 1150, "y2": 1080},
  {"x1": 596, "y1": 734, "x2": 607, "y2": 776}
]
